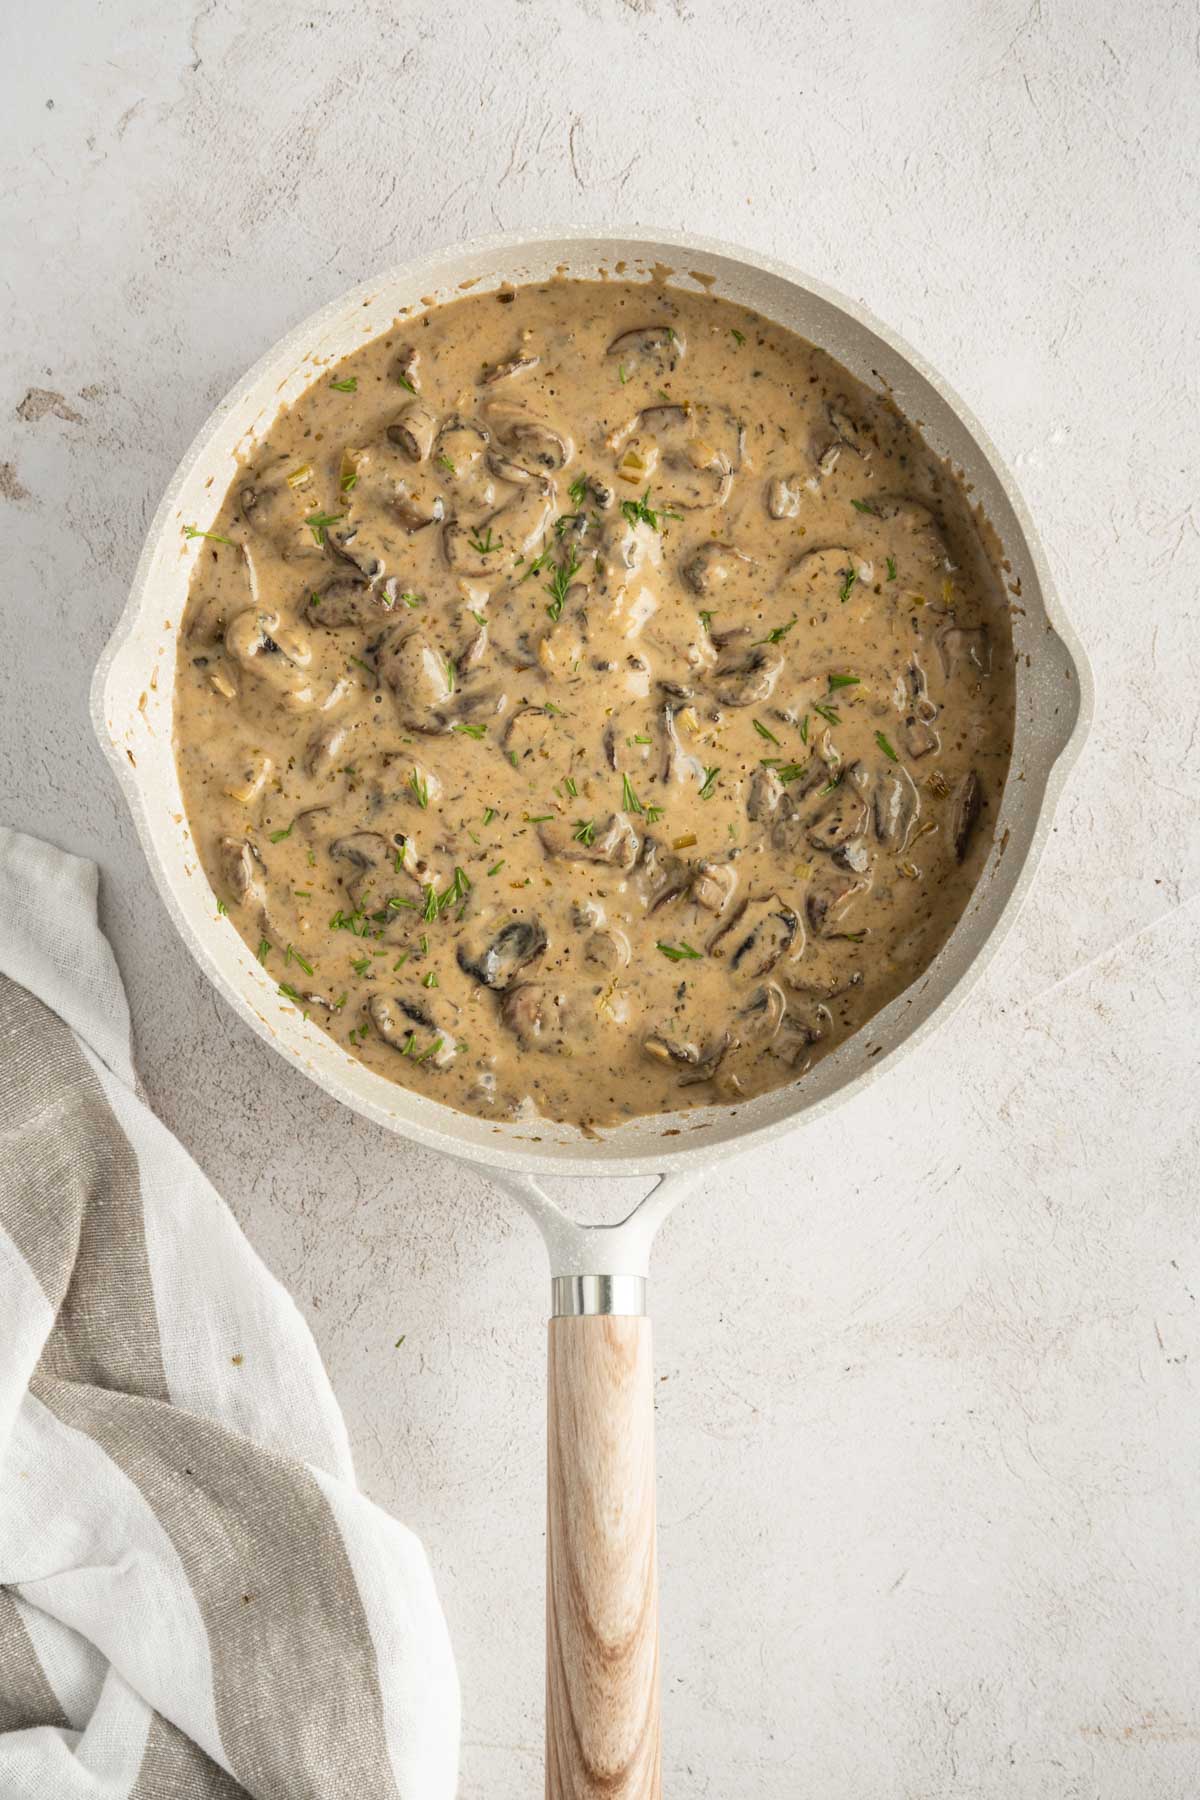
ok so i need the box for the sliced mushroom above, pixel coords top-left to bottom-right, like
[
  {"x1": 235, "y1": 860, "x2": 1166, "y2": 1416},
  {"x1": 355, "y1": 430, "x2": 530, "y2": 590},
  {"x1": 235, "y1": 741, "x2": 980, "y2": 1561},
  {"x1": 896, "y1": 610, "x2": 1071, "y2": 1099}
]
[
  {"x1": 457, "y1": 918, "x2": 548, "y2": 989},
  {"x1": 606, "y1": 324, "x2": 685, "y2": 376},
  {"x1": 709, "y1": 642, "x2": 784, "y2": 708},
  {"x1": 225, "y1": 609, "x2": 313, "y2": 704},
  {"x1": 626, "y1": 403, "x2": 735, "y2": 510},
  {"x1": 806, "y1": 871, "x2": 869, "y2": 937},
  {"x1": 709, "y1": 894, "x2": 798, "y2": 977},
  {"x1": 303, "y1": 574, "x2": 384, "y2": 629},
  {"x1": 806, "y1": 785, "x2": 869, "y2": 854},
  {"x1": 538, "y1": 814, "x2": 639, "y2": 871},
  {"x1": 331, "y1": 831, "x2": 389, "y2": 871},
  {"x1": 500, "y1": 982, "x2": 572, "y2": 1051},
  {"x1": 938, "y1": 624, "x2": 991, "y2": 680},
  {"x1": 736, "y1": 982, "x2": 787, "y2": 1044},
  {"x1": 375, "y1": 627, "x2": 455, "y2": 728},
  {"x1": 393, "y1": 345, "x2": 420, "y2": 391},
  {"x1": 873, "y1": 765, "x2": 920, "y2": 850},
  {"x1": 951, "y1": 770, "x2": 984, "y2": 863},
  {"x1": 583, "y1": 927, "x2": 631, "y2": 970},
  {"x1": 643, "y1": 1027, "x2": 731, "y2": 1084},
  {"x1": 783, "y1": 967, "x2": 864, "y2": 1003},
  {"x1": 779, "y1": 546, "x2": 865, "y2": 609},
  {"x1": 747, "y1": 765, "x2": 784, "y2": 823},
  {"x1": 692, "y1": 858, "x2": 739, "y2": 914},
  {"x1": 387, "y1": 401, "x2": 439, "y2": 463},
  {"x1": 634, "y1": 837, "x2": 693, "y2": 911},
  {"x1": 480, "y1": 352, "x2": 540, "y2": 384},
  {"x1": 826, "y1": 398, "x2": 870, "y2": 455},
  {"x1": 661, "y1": 700, "x2": 708, "y2": 785},
  {"x1": 766, "y1": 476, "x2": 802, "y2": 519},
  {"x1": 487, "y1": 408, "x2": 572, "y2": 474},
  {"x1": 217, "y1": 837, "x2": 265, "y2": 910},
  {"x1": 681, "y1": 541, "x2": 754, "y2": 595},
  {"x1": 443, "y1": 478, "x2": 554, "y2": 578},
  {"x1": 304, "y1": 721, "x2": 349, "y2": 779},
  {"x1": 369, "y1": 992, "x2": 458, "y2": 1068},
  {"x1": 503, "y1": 704, "x2": 554, "y2": 760}
]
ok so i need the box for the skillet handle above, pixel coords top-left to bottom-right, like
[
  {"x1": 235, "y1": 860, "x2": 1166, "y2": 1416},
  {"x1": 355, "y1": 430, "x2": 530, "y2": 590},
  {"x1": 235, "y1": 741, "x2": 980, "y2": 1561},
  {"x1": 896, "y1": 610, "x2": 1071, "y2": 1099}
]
[{"x1": 546, "y1": 1311, "x2": 661, "y2": 1799}]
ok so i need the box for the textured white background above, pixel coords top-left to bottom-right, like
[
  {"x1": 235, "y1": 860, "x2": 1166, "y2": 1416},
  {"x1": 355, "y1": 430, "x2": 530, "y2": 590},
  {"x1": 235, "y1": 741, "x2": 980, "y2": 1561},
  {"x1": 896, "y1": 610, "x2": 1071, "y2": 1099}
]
[{"x1": 3, "y1": 2, "x2": 1199, "y2": 1794}]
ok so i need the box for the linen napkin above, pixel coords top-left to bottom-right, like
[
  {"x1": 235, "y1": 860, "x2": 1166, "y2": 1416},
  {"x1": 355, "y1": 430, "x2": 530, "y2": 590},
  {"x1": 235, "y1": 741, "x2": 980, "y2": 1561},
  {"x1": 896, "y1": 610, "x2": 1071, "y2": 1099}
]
[{"x1": 0, "y1": 826, "x2": 460, "y2": 1799}]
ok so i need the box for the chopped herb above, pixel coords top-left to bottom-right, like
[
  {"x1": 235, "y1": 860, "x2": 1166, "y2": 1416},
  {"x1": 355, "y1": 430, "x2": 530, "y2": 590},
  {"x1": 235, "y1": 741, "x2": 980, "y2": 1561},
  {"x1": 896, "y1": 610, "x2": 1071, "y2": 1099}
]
[
  {"x1": 875, "y1": 730, "x2": 899, "y2": 762},
  {"x1": 468, "y1": 607, "x2": 486, "y2": 626},
  {"x1": 414, "y1": 1036, "x2": 443, "y2": 1063},
  {"x1": 656, "y1": 940, "x2": 702, "y2": 962},
  {"x1": 393, "y1": 847, "x2": 405, "y2": 873},
  {"x1": 813, "y1": 702, "x2": 840, "y2": 725},
  {"x1": 620, "y1": 487, "x2": 679, "y2": 531},
  {"x1": 340, "y1": 471, "x2": 358, "y2": 492},
  {"x1": 183, "y1": 525, "x2": 234, "y2": 546},
  {"x1": 482, "y1": 806, "x2": 497, "y2": 825},
  {"x1": 543, "y1": 701, "x2": 565, "y2": 717},
  {"x1": 799, "y1": 715, "x2": 810, "y2": 744},
  {"x1": 528, "y1": 813, "x2": 553, "y2": 823},
  {"x1": 216, "y1": 898, "x2": 228, "y2": 916},
  {"x1": 698, "y1": 609, "x2": 714, "y2": 634},
  {"x1": 330, "y1": 376, "x2": 358, "y2": 393},
  {"x1": 468, "y1": 526, "x2": 497, "y2": 556},
  {"x1": 886, "y1": 555, "x2": 898, "y2": 582},
  {"x1": 777, "y1": 762, "x2": 808, "y2": 783},
  {"x1": 349, "y1": 655, "x2": 373, "y2": 677},
  {"x1": 436, "y1": 453, "x2": 455, "y2": 474},
  {"x1": 451, "y1": 721, "x2": 487, "y2": 739},
  {"x1": 828, "y1": 674, "x2": 861, "y2": 690},
  {"x1": 408, "y1": 769, "x2": 429, "y2": 808},
  {"x1": 699, "y1": 766, "x2": 720, "y2": 800},
  {"x1": 756, "y1": 616, "x2": 798, "y2": 645},
  {"x1": 305, "y1": 511, "x2": 344, "y2": 546},
  {"x1": 333, "y1": 992, "x2": 348, "y2": 1009},
  {"x1": 292, "y1": 888, "x2": 311, "y2": 899},
  {"x1": 621, "y1": 774, "x2": 644, "y2": 815},
  {"x1": 351, "y1": 956, "x2": 371, "y2": 976},
  {"x1": 572, "y1": 819, "x2": 596, "y2": 846},
  {"x1": 753, "y1": 718, "x2": 780, "y2": 745},
  {"x1": 396, "y1": 373, "x2": 416, "y2": 395},
  {"x1": 278, "y1": 982, "x2": 303, "y2": 1003},
  {"x1": 329, "y1": 904, "x2": 372, "y2": 936},
  {"x1": 731, "y1": 328, "x2": 746, "y2": 346},
  {"x1": 422, "y1": 970, "x2": 438, "y2": 989},
  {"x1": 562, "y1": 776, "x2": 578, "y2": 799},
  {"x1": 618, "y1": 364, "x2": 629, "y2": 384},
  {"x1": 567, "y1": 472, "x2": 590, "y2": 506},
  {"x1": 546, "y1": 548, "x2": 581, "y2": 621},
  {"x1": 256, "y1": 938, "x2": 271, "y2": 964},
  {"x1": 269, "y1": 823, "x2": 293, "y2": 843},
  {"x1": 444, "y1": 656, "x2": 456, "y2": 694},
  {"x1": 399, "y1": 590, "x2": 425, "y2": 608},
  {"x1": 393, "y1": 953, "x2": 409, "y2": 970},
  {"x1": 422, "y1": 884, "x2": 439, "y2": 923},
  {"x1": 850, "y1": 497, "x2": 881, "y2": 517},
  {"x1": 487, "y1": 859, "x2": 505, "y2": 875},
  {"x1": 837, "y1": 565, "x2": 858, "y2": 602},
  {"x1": 818, "y1": 780, "x2": 838, "y2": 796},
  {"x1": 521, "y1": 546, "x2": 556, "y2": 582},
  {"x1": 644, "y1": 804, "x2": 664, "y2": 823}
]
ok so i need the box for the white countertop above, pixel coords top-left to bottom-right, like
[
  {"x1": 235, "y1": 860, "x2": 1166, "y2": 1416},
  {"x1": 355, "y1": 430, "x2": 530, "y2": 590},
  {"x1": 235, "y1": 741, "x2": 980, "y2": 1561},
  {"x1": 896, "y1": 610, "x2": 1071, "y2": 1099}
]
[{"x1": 3, "y1": 3, "x2": 1198, "y2": 1793}]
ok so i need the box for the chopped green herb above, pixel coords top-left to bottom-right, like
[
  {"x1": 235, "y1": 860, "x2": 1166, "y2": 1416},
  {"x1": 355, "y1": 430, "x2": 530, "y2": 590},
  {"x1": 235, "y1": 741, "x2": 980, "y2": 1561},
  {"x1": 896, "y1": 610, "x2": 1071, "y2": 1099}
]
[
  {"x1": 396, "y1": 372, "x2": 416, "y2": 395},
  {"x1": 828, "y1": 674, "x2": 861, "y2": 690},
  {"x1": 546, "y1": 548, "x2": 582, "y2": 621},
  {"x1": 875, "y1": 730, "x2": 899, "y2": 762},
  {"x1": 256, "y1": 938, "x2": 271, "y2": 964},
  {"x1": 393, "y1": 953, "x2": 410, "y2": 970},
  {"x1": 468, "y1": 526, "x2": 497, "y2": 556},
  {"x1": 422, "y1": 884, "x2": 439, "y2": 923},
  {"x1": 330, "y1": 377, "x2": 358, "y2": 393},
  {"x1": 572, "y1": 819, "x2": 596, "y2": 846},
  {"x1": 333, "y1": 992, "x2": 348, "y2": 1010},
  {"x1": 269, "y1": 823, "x2": 293, "y2": 843},
  {"x1": 436, "y1": 453, "x2": 455, "y2": 474},
  {"x1": 621, "y1": 774, "x2": 644, "y2": 815},
  {"x1": 776, "y1": 762, "x2": 808, "y2": 783},
  {"x1": 753, "y1": 718, "x2": 780, "y2": 745},
  {"x1": 620, "y1": 487, "x2": 679, "y2": 531},
  {"x1": 340, "y1": 471, "x2": 358, "y2": 493},
  {"x1": 731, "y1": 328, "x2": 746, "y2": 345},
  {"x1": 799, "y1": 715, "x2": 810, "y2": 744},
  {"x1": 278, "y1": 982, "x2": 303, "y2": 1003},
  {"x1": 451, "y1": 720, "x2": 486, "y2": 739},
  {"x1": 644, "y1": 804, "x2": 664, "y2": 823},
  {"x1": 699, "y1": 766, "x2": 720, "y2": 800},
  {"x1": 618, "y1": 364, "x2": 629, "y2": 384},
  {"x1": 444, "y1": 656, "x2": 456, "y2": 695},
  {"x1": 422, "y1": 970, "x2": 438, "y2": 989},
  {"x1": 756, "y1": 616, "x2": 798, "y2": 645},
  {"x1": 329, "y1": 904, "x2": 372, "y2": 937},
  {"x1": 414, "y1": 1036, "x2": 443, "y2": 1063},
  {"x1": 408, "y1": 769, "x2": 429, "y2": 809},
  {"x1": 562, "y1": 776, "x2": 578, "y2": 799},
  {"x1": 351, "y1": 956, "x2": 370, "y2": 976},
  {"x1": 487, "y1": 859, "x2": 505, "y2": 876},
  {"x1": 216, "y1": 898, "x2": 228, "y2": 916},
  {"x1": 813, "y1": 702, "x2": 840, "y2": 725},
  {"x1": 656, "y1": 940, "x2": 702, "y2": 962},
  {"x1": 482, "y1": 806, "x2": 497, "y2": 825},
  {"x1": 285, "y1": 946, "x2": 314, "y2": 976},
  {"x1": 567, "y1": 472, "x2": 590, "y2": 506},
  {"x1": 399, "y1": 590, "x2": 425, "y2": 609},
  {"x1": 850, "y1": 498, "x2": 881, "y2": 517},
  {"x1": 305, "y1": 511, "x2": 345, "y2": 546},
  {"x1": 698, "y1": 609, "x2": 714, "y2": 634},
  {"x1": 521, "y1": 546, "x2": 556, "y2": 582},
  {"x1": 468, "y1": 608, "x2": 487, "y2": 626},
  {"x1": 527, "y1": 813, "x2": 553, "y2": 823},
  {"x1": 349, "y1": 655, "x2": 373, "y2": 677},
  {"x1": 183, "y1": 525, "x2": 233, "y2": 546},
  {"x1": 886, "y1": 555, "x2": 898, "y2": 582},
  {"x1": 837, "y1": 565, "x2": 858, "y2": 602}
]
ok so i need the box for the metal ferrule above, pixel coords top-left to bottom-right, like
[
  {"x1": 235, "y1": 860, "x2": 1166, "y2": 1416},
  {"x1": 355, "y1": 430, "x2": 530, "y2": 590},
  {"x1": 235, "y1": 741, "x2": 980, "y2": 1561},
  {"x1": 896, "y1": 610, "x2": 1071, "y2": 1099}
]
[{"x1": 551, "y1": 1274, "x2": 647, "y2": 1318}]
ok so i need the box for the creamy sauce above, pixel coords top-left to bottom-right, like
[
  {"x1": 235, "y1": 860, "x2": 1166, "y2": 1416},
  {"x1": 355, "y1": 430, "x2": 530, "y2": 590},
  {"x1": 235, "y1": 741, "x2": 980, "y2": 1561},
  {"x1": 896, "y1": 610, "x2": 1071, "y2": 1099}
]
[{"x1": 174, "y1": 278, "x2": 1014, "y2": 1129}]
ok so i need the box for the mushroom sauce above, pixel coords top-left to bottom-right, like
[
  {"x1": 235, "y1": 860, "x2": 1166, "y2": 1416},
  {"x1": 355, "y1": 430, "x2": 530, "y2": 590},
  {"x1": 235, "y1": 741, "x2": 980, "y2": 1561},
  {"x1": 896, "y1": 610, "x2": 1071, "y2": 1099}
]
[{"x1": 174, "y1": 277, "x2": 1014, "y2": 1130}]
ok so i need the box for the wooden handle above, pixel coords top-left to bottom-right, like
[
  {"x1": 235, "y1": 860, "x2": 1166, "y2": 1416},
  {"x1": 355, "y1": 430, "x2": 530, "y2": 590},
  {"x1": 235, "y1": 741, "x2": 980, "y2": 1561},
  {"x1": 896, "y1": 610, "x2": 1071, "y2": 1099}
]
[{"x1": 546, "y1": 1315, "x2": 661, "y2": 1799}]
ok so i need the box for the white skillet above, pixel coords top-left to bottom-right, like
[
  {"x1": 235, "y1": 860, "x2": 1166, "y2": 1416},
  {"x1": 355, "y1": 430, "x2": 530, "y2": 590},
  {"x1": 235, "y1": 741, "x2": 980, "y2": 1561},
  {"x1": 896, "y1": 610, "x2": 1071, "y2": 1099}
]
[{"x1": 92, "y1": 229, "x2": 1091, "y2": 1799}]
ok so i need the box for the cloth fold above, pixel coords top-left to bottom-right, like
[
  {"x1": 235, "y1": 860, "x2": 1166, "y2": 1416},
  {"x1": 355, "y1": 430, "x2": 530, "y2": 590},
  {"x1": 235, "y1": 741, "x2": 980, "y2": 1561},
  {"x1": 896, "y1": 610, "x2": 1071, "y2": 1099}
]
[{"x1": 0, "y1": 827, "x2": 460, "y2": 1798}]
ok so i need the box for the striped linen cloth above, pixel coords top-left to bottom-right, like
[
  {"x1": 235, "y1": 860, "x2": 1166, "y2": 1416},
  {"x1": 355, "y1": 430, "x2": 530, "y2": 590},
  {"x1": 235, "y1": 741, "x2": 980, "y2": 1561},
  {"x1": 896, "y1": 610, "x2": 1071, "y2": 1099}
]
[{"x1": 0, "y1": 827, "x2": 460, "y2": 1798}]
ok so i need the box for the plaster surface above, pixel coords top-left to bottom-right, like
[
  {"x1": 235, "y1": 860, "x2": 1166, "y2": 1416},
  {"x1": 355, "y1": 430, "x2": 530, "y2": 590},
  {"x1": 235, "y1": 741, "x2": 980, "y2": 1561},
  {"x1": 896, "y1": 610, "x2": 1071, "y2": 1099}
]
[{"x1": 3, "y1": 3, "x2": 1198, "y2": 1795}]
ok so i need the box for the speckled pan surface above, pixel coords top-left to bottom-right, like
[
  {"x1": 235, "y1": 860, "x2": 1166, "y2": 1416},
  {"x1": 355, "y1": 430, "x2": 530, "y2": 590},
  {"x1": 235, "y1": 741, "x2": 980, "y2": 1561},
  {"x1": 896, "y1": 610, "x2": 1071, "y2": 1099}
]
[{"x1": 91, "y1": 228, "x2": 1092, "y2": 1176}]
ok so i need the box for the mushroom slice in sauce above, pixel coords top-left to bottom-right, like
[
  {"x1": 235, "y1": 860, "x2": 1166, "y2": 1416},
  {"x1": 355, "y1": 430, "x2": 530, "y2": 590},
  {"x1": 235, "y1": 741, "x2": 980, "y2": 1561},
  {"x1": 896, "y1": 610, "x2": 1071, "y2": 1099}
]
[
  {"x1": 873, "y1": 765, "x2": 920, "y2": 850},
  {"x1": 375, "y1": 627, "x2": 455, "y2": 728},
  {"x1": 583, "y1": 927, "x2": 631, "y2": 969},
  {"x1": 806, "y1": 784, "x2": 869, "y2": 854},
  {"x1": 444, "y1": 478, "x2": 554, "y2": 578},
  {"x1": 692, "y1": 858, "x2": 739, "y2": 914},
  {"x1": 500, "y1": 982, "x2": 575, "y2": 1051},
  {"x1": 806, "y1": 871, "x2": 870, "y2": 937},
  {"x1": 304, "y1": 720, "x2": 349, "y2": 779},
  {"x1": 951, "y1": 770, "x2": 985, "y2": 863},
  {"x1": 747, "y1": 765, "x2": 785, "y2": 823},
  {"x1": 487, "y1": 408, "x2": 573, "y2": 474},
  {"x1": 626, "y1": 404, "x2": 734, "y2": 510},
  {"x1": 369, "y1": 992, "x2": 458, "y2": 1068},
  {"x1": 681, "y1": 541, "x2": 754, "y2": 595},
  {"x1": 457, "y1": 918, "x2": 548, "y2": 989},
  {"x1": 737, "y1": 981, "x2": 787, "y2": 1044},
  {"x1": 330, "y1": 830, "x2": 389, "y2": 871},
  {"x1": 303, "y1": 575, "x2": 388, "y2": 629},
  {"x1": 606, "y1": 325, "x2": 685, "y2": 375},
  {"x1": 709, "y1": 894, "x2": 799, "y2": 977},
  {"x1": 643, "y1": 1027, "x2": 731, "y2": 1084},
  {"x1": 778, "y1": 545, "x2": 866, "y2": 608},
  {"x1": 634, "y1": 837, "x2": 693, "y2": 911},
  {"x1": 224, "y1": 609, "x2": 314, "y2": 704},
  {"x1": 938, "y1": 624, "x2": 992, "y2": 680},
  {"x1": 873, "y1": 496, "x2": 948, "y2": 571},
  {"x1": 538, "y1": 813, "x2": 640, "y2": 871},
  {"x1": 393, "y1": 345, "x2": 421, "y2": 391},
  {"x1": 826, "y1": 398, "x2": 870, "y2": 454},
  {"x1": 480, "y1": 352, "x2": 540, "y2": 384},
  {"x1": 766, "y1": 476, "x2": 802, "y2": 520},
  {"x1": 387, "y1": 401, "x2": 439, "y2": 463},
  {"x1": 217, "y1": 836, "x2": 265, "y2": 910},
  {"x1": 709, "y1": 641, "x2": 784, "y2": 707}
]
